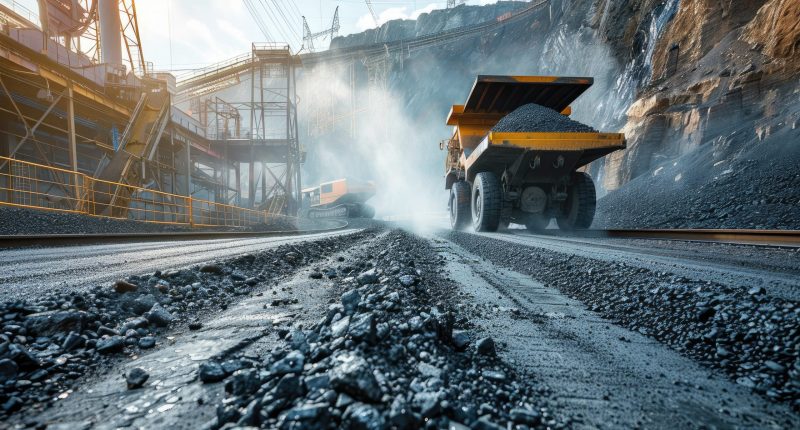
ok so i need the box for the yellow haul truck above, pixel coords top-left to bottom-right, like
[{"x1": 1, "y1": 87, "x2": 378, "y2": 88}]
[
  {"x1": 443, "y1": 76, "x2": 626, "y2": 232},
  {"x1": 301, "y1": 178, "x2": 376, "y2": 219}
]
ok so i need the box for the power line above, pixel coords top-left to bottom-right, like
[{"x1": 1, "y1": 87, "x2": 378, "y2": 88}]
[
  {"x1": 271, "y1": 0, "x2": 301, "y2": 41},
  {"x1": 243, "y1": 0, "x2": 274, "y2": 41},
  {"x1": 255, "y1": 0, "x2": 298, "y2": 47}
]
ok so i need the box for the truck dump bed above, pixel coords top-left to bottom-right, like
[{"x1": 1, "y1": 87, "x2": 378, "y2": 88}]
[
  {"x1": 447, "y1": 76, "x2": 625, "y2": 178},
  {"x1": 461, "y1": 75, "x2": 592, "y2": 113}
]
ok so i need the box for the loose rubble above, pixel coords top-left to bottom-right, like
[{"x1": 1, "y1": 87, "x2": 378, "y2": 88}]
[
  {"x1": 595, "y1": 126, "x2": 800, "y2": 229},
  {"x1": 446, "y1": 231, "x2": 800, "y2": 411},
  {"x1": 491, "y1": 103, "x2": 597, "y2": 133},
  {"x1": 0, "y1": 231, "x2": 371, "y2": 418},
  {"x1": 200, "y1": 230, "x2": 560, "y2": 429}
]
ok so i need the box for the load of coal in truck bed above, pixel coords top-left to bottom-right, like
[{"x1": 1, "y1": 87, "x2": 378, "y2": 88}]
[{"x1": 491, "y1": 103, "x2": 598, "y2": 133}]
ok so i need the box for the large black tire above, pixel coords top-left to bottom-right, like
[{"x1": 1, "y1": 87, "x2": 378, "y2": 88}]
[
  {"x1": 449, "y1": 181, "x2": 471, "y2": 230},
  {"x1": 556, "y1": 172, "x2": 596, "y2": 230},
  {"x1": 360, "y1": 204, "x2": 375, "y2": 219},
  {"x1": 524, "y1": 214, "x2": 550, "y2": 231},
  {"x1": 471, "y1": 172, "x2": 501, "y2": 232}
]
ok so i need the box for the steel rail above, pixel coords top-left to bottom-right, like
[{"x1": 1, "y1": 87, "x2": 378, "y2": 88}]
[
  {"x1": 523, "y1": 229, "x2": 800, "y2": 248},
  {"x1": 0, "y1": 220, "x2": 351, "y2": 248}
]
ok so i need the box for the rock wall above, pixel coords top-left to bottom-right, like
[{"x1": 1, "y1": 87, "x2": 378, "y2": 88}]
[
  {"x1": 600, "y1": 0, "x2": 800, "y2": 192},
  {"x1": 330, "y1": 2, "x2": 528, "y2": 49},
  {"x1": 744, "y1": 0, "x2": 800, "y2": 59}
]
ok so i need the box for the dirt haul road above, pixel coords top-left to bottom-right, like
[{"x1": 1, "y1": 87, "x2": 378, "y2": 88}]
[{"x1": 3, "y1": 222, "x2": 798, "y2": 429}]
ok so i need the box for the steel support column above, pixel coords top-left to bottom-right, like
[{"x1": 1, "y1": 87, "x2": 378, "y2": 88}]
[
  {"x1": 261, "y1": 161, "x2": 266, "y2": 204},
  {"x1": 67, "y1": 82, "x2": 79, "y2": 208},
  {"x1": 248, "y1": 160, "x2": 255, "y2": 207},
  {"x1": 235, "y1": 162, "x2": 241, "y2": 206}
]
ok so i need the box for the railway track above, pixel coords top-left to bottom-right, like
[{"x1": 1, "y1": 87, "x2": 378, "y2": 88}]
[
  {"x1": 520, "y1": 228, "x2": 800, "y2": 248},
  {"x1": 0, "y1": 219, "x2": 350, "y2": 248}
]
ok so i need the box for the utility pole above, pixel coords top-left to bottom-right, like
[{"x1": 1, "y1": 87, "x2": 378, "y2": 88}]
[{"x1": 302, "y1": 7, "x2": 340, "y2": 53}]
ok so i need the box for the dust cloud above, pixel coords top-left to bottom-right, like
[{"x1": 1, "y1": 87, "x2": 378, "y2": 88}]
[
  {"x1": 298, "y1": 64, "x2": 448, "y2": 228},
  {"x1": 296, "y1": 17, "x2": 628, "y2": 227}
]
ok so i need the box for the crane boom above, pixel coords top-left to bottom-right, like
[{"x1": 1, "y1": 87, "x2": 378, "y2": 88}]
[{"x1": 364, "y1": 0, "x2": 379, "y2": 28}]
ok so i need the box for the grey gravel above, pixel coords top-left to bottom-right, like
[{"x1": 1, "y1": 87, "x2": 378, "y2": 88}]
[
  {"x1": 0, "y1": 231, "x2": 373, "y2": 419},
  {"x1": 445, "y1": 230, "x2": 800, "y2": 412},
  {"x1": 201, "y1": 230, "x2": 560, "y2": 429}
]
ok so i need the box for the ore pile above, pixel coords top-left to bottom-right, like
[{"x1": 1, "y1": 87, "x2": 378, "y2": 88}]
[
  {"x1": 595, "y1": 130, "x2": 800, "y2": 229},
  {"x1": 0, "y1": 233, "x2": 368, "y2": 417},
  {"x1": 201, "y1": 231, "x2": 557, "y2": 429},
  {"x1": 446, "y1": 232, "x2": 800, "y2": 412},
  {"x1": 491, "y1": 103, "x2": 597, "y2": 133}
]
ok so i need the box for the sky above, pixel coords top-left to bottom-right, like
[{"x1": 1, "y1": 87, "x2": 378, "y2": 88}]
[{"x1": 11, "y1": 0, "x2": 501, "y2": 73}]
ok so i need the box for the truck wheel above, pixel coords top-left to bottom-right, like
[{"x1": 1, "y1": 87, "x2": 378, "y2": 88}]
[
  {"x1": 449, "y1": 181, "x2": 471, "y2": 230},
  {"x1": 360, "y1": 204, "x2": 375, "y2": 219},
  {"x1": 556, "y1": 172, "x2": 596, "y2": 230},
  {"x1": 472, "y1": 172, "x2": 501, "y2": 232},
  {"x1": 525, "y1": 214, "x2": 550, "y2": 231}
]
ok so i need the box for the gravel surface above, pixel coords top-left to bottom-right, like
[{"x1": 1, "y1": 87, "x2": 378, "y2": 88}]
[
  {"x1": 0, "y1": 207, "x2": 298, "y2": 235},
  {"x1": 434, "y1": 235, "x2": 797, "y2": 427},
  {"x1": 443, "y1": 230, "x2": 800, "y2": 414},
  {"x1": 199, "y1": 229, "x2": 563, "y2": 429},
  {"x1": 0, "y1": 229, "x2": 372, "y2": 420},
  {"x1": 492, "y1": 103, "x2": 597, "y2": 133},
  {"x1": 0, "y1": 229, "x2": 361, "y2": 300}
]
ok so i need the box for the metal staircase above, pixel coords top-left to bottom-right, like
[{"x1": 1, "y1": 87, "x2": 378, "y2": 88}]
[
  {"x1": 93, "y1": 84, "x2": 171, "y2": 216},
  {"x1": 267, "y1": 193, "x2": 286, "y2": 216}
]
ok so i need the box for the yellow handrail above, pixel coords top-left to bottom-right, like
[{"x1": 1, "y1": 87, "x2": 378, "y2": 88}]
[{"x1": 0, "y1": 155, "x2": 288, "y2": 228}]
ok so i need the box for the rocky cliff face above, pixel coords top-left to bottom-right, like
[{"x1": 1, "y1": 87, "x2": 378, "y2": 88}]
[
  {"x1": 330, "y1": 2, "x2": 528, "y2": 49},
  {"x1": 304, "y1": 0, "x2": 800, "y2": 228},
  {"x1": 593, "y1": 0, "x2": 800, "y2": 228}
]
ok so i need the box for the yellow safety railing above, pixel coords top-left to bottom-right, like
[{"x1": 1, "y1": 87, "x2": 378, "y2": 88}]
[{"x1": 0, "y1": 155, "x2": 286, "y2": 228}]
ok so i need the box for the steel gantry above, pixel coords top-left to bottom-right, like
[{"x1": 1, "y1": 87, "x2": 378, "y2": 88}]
[
  {"x1": 175, "y1": 43, "x2": 304, "y2": 215},
  {"x1": 0, "y1": 0, "x2": 296, "y2": 226}
]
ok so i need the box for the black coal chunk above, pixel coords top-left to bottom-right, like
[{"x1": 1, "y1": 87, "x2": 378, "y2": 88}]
[{"x1": 491, "y1": 103, "x2": 597, "y2": 133}]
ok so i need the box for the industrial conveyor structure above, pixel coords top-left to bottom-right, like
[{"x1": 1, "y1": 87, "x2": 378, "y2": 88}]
[
  {"x1": 443, "y1": 75, "x2": 626, "y2": 232},
  {"x1": 0, "y1": 0, "x2": 303, "y2": 226}
]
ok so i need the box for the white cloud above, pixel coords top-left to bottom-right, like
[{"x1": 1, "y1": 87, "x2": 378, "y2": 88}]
[
  {"x1": 135, "y1": 0, "x2": 262, "y2": 70},
  {"x1": 216, "y1": 19, "x2": 253, "y2": 49}
]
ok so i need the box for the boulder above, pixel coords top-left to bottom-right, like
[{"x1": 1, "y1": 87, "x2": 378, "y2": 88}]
[{"x1": 330, "y1": 355, "x2": 382, "y2": 402}]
